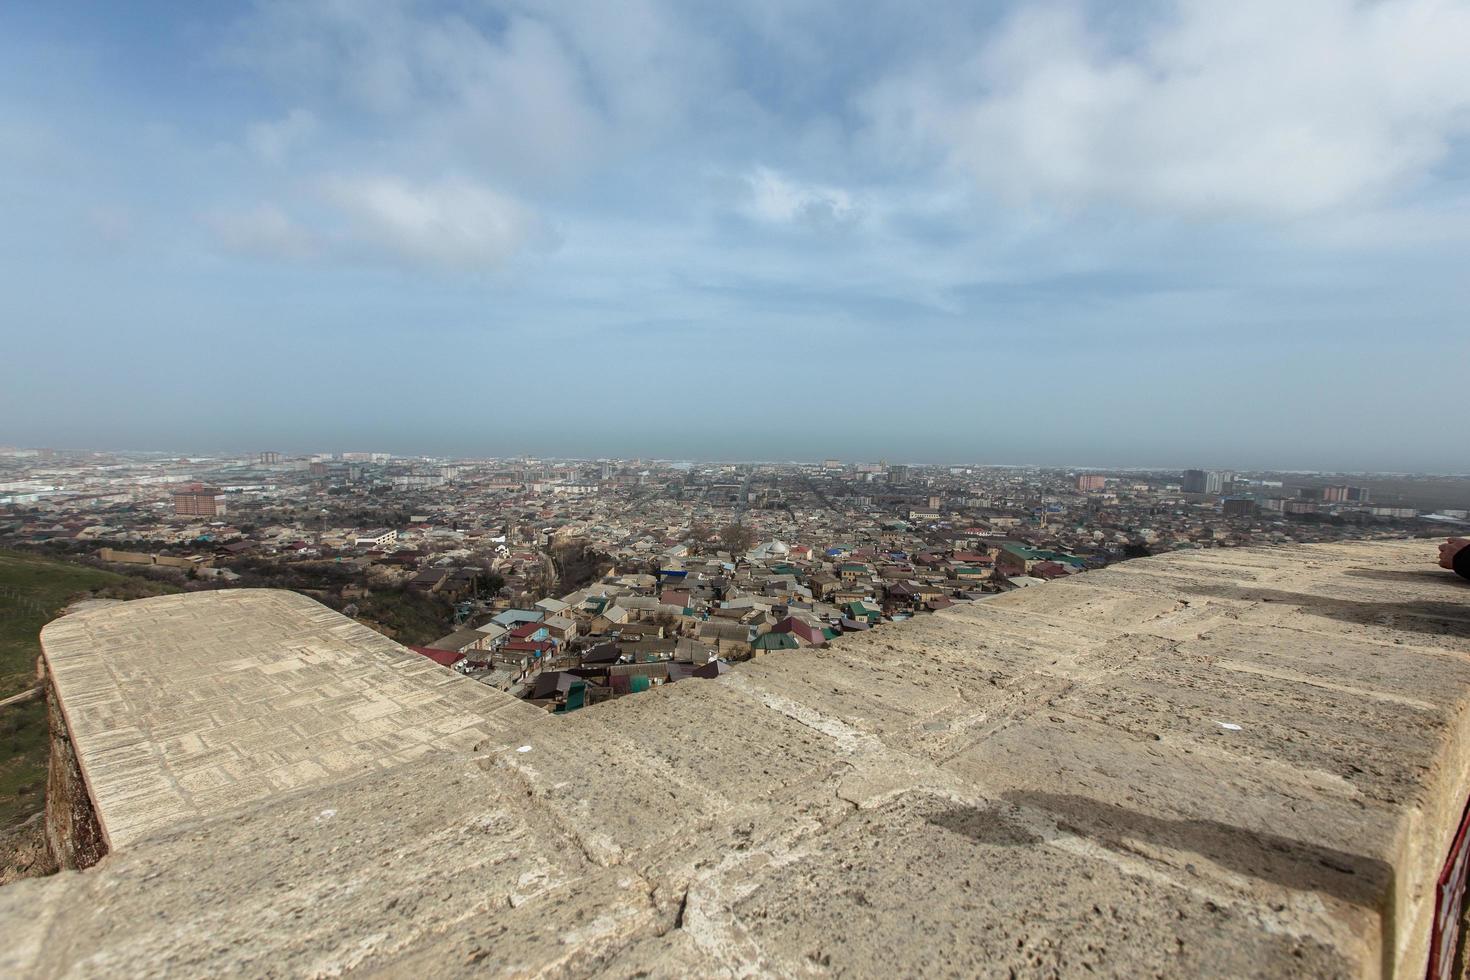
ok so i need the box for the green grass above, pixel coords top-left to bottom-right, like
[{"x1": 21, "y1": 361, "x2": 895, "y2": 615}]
[
  {"x1": 0, "y1": 549, "x2": 180, "y2": 828},
  {"x1": 0, "y1": 701, "x2": 48, "y2": 827}
]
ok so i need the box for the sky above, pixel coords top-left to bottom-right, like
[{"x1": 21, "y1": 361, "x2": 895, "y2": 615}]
[{"x1": 1, "y1": 0, "x2": 1468, "y2": 470}]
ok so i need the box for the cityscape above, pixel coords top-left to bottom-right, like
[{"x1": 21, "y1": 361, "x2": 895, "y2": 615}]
[
  {"x1": 4, "y1": 0, "x2": 1470, "y2": 975},
  {"x1": 3, "y1": 447, "x2": 1466, "y2": 712}
]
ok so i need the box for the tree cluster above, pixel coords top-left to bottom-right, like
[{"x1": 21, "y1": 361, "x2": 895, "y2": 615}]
[{"x1": 717, "y1": 523, "x2": 758, "y2": 554}]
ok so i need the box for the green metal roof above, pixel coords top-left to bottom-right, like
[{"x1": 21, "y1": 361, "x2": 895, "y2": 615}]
[
  {"x1": 753, "y1": 632, "x2": 799, "y2": 650},
  {"x1": 1000, "y1": 543, "x2": 1085, "y2": 567}
]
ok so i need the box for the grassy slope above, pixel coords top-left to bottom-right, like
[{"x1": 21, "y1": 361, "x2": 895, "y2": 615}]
[{"x1": 0, "y1": 549, "x2": 178, "y2": 828}]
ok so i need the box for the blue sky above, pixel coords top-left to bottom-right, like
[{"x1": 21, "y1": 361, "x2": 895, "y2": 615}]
[{"x1": 1, "y1": 0, "x2": 1468, "y2": 469}]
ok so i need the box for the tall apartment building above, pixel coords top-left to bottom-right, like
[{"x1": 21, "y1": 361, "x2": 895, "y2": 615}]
[
  {"x1": 1323, "y1": 485, "x2": 1372, "y2": 503},
  {"x1": 173, "y1": 485, "x2": 225, "y2": 517},
  {"x1": 1077, "y1": 474, "x2": 1106, "y2": 491},
  {"x1": 1222, "y1": 497, "x2": 1258, "y2": 518},
  {"x1": 1183, "y1": 469, "x2": 1233, "y2": 495},
  {"x1": 259, "y1": 451, "x2": 281, "y2": 465}
]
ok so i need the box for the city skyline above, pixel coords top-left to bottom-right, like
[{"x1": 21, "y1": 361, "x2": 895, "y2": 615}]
[
  {"x1": 5, "y1": 444, "x2": 1468, "y2": 482},
  {"x1": 3, "y1": 1, "x2": 1469, "y2": 470},
  {"x1": 5, "y1": 440, "x2": 1470, "y2": 475}
]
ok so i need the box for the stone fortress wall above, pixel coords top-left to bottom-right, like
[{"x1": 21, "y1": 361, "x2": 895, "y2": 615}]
[{"x1": 4, "y1": 539, "x2": 1470, "y2": 978}]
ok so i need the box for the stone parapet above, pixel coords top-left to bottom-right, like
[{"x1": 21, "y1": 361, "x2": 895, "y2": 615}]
[{"x1": 3, "y1": 541, "x2": 1469, "y2": 978}]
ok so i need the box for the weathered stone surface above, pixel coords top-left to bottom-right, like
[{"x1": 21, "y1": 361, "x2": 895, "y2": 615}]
[
  {"x1": 36, "y1": 589, "x2": 545, "y2": 850},
  {"x1": 3, "y1": 540, "x2": 1469, "y2": 978}
]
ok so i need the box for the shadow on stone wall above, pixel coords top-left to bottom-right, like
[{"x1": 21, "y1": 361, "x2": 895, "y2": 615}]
[
  {"x1": 929, "y1": 793, "x2": 1392, "y2": 911},
  {"x1": 1174, "y1": 583, "x2": 1470, "y2": 640}
]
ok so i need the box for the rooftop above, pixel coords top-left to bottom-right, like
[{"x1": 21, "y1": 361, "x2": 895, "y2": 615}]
[{"x1": 5, "y1": 539, "x2": 1470, "y2": 977}]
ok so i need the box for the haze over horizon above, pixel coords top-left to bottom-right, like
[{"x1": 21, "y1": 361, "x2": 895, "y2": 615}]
[
  {"x1": 9, "y1": 442, "x2": 1470, "y2": 478},
  {"x1": 2, "y1": 1, "x2": 1468, "y2": 471}
]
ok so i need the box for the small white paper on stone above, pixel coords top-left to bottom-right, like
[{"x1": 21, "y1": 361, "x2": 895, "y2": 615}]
[
  {"x1": 516, "y1": 745, "x2": 533, "y2": 753},
  {"x1": 1216, "y1": 722, "x2": 1243, "y2": 731}
]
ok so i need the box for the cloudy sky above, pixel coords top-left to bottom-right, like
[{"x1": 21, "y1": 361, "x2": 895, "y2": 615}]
[{"x1": 2, "y1": 0, "x2": 1468, "y2": 469}]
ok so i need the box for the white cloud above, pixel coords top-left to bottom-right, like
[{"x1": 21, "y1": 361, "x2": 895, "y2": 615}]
[
  {"x1": 512, "y1": 0, "x2": 720, "y2": 133},
  {"x1": 864, "y1": 0, "x2": 1470, "y2": 219},
  {"x1": 319, "y1": 174, "x2": 549, "y2": 270},
  {"x1": 743, "y1": 166, "x2": 860, "y2": 230},
  {"x1": 411, "y1": 15, "x2": 606, "y2": 181},
  {"x1": 246, "y1": 107, "x2": 316, "y2": 164},
  {"x1": 206, "y1": 203, "x2": 316, "y2": 259},
  {"x1": 223, "y1": 1, "x2": 419, "y2": 114},
  {"x1": 225, "y1": 1, "x2": 718, "y2": 183}
]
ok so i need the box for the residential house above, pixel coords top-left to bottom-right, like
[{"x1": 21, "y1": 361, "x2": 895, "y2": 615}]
[
  {"x1": 428, "y1": 626, "x2": 492, "y2": 654},
  {"x1": 591, "y1": 604, "x2": 630, "y2": 632},
  {"x1": 698, "y1": 620, "x2": 753, "y2": 658},
  {"x1": 491, "y1": 608, "x2": 545, "y2": 628},
  {"x1": 409, "y1": 646, "x2": 465, "y2": 669},
  {"x1": 542, "y1": 615, "x2": 578, "y2": 643}
]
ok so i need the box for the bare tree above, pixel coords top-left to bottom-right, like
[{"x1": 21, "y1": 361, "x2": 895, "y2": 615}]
[
  {"x1": 718, "y1": 523, "x2": 758, "y2": 554},
  {"x1": 688, "y1": 521, "x2": 715, "y2": 546}
]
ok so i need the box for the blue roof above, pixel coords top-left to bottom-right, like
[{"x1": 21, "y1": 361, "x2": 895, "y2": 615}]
[{"x1": 491, "y1": 608, "x2": 545, "y2": 626}]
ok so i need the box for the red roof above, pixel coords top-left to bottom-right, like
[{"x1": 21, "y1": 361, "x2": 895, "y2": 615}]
[
  {"x1": 509, "y1": 621, "x2": 542, "y2": 638},
  {"x1": 771, "y1": 617, "x2": 824, "y2": 644},
  {"x1": 409, "y1": 646, "x2": 465, "y2": 668}
]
